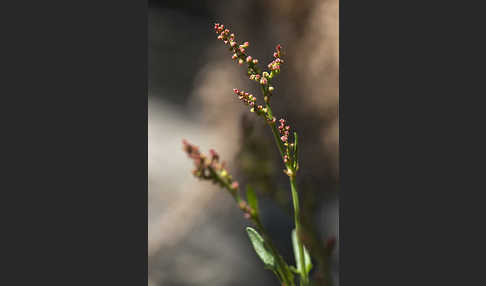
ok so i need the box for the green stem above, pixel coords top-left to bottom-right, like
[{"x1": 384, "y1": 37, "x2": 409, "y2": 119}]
[
  {"x1": 262, "y1": 93, "x2": 309, "y2": 285},
  {"x1": 290, "y1": 177, "x2": 308, "y2": 286}
]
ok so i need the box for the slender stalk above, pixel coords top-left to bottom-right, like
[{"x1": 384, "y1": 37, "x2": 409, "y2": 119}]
[
  {"x1": 290, "y1": 177, "x2": 308, "y2": 286},
  {"x1": 263, "y1": 94, "x2": 309, "y2": 285}
]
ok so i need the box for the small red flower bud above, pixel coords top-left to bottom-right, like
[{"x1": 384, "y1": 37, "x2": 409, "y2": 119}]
[
  {"x1": 252, "y1": 59, "x2": 258, "y2": 64},
  {"x1": 281, "y1": 135, "x2": 288, "y2": 142},
  {"x1": 231, "y1": 181, "x2": 239, "y2": 190},
  {"x1": 260, "y1": 78, "x2": 267, "y2": 85},
  {"x1": 238, "y1": 59, "x2": 244, "y2": 65},
  {"x1": 243, "y1": 41, "x2": 249, "y2": 47},
  {"x1": 246, "y1": 56, "x2": 252, "y2": 63}
]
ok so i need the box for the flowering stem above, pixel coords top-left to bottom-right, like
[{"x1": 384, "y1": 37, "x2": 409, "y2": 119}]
[
  {"x1": 263, "y1": 94, "x2": 309, "y2": 286},
  {"x1": 211, "y1": 24, "x2": 309, "y2": 284},
  {"x1": 264, "y1": 103, "x2": 286, "y2": 159}
]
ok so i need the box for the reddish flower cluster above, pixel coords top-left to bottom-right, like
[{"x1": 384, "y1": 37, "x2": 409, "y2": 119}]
[
  {"x1": 214, "y1": 22, "x2": 287, "y2": 120},
  {"x1": 213, "y1": 22, "x2": 282, "y2": 91},
  {"x1": 278, "y1": 118, "x2": 291, "y2": 143},
  {"x1": 213, "y1": 22, "x2": 294, "y2": 170},
  {"x1": 233, "y1": 88, "x2": 256, "y2": 108},
  {"x1": 214, "y1": 23, "x2": 259, "y2": 69},
  {"x1": 233, "y1": 88, "x2": 268, "y2": 116},
  {"x1": 183, "y1": 139, "x2": 256, "y2": 221},
  {"x1": 278, "y1": 118, "x2": 295, "y2": 166},
  {"x1": 268, "y1": 44, "x2": 284, "y2": 74},
  {"x1": 182, "y1": 139, "x2": 205, "y2": 177},
  {"x1": 182, "y1": 139, "x2": 239, "y2": 192}
]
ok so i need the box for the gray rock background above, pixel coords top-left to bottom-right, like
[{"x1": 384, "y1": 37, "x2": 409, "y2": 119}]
[{"x1": 148, "y1": 1, "x2": 339, "y2": 285}]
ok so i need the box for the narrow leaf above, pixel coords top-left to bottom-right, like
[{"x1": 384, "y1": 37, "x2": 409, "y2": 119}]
[
  {"x1": 246, "y1": 227, "x2": 276, "y2": 269},
  {"x1": 246, "y1": 185, "x2": 259, "y2": 215},
  {"x1": 291, "y1": 229, "x2": 313, "y2": 274}
]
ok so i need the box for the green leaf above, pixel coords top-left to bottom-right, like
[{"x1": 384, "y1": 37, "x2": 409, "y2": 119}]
[
  {"x1": 246, "y1": 227, "x2": 276, "y2": 269},
  {"x1": 246, "y1": 185, "x2": 259, "y2": 215},
  {"x1": 291, "y1": 229, "x2": 312, "y2": 275}
]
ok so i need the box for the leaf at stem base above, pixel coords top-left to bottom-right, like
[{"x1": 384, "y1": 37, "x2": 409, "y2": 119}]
[{"x1": 246, "y1": 227, "x2": 276, "y2": 269}]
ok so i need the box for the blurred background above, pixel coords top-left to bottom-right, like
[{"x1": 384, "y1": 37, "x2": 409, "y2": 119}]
[{"x1": 148, "y1": 0, "x2": 338, "y2": 285}]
